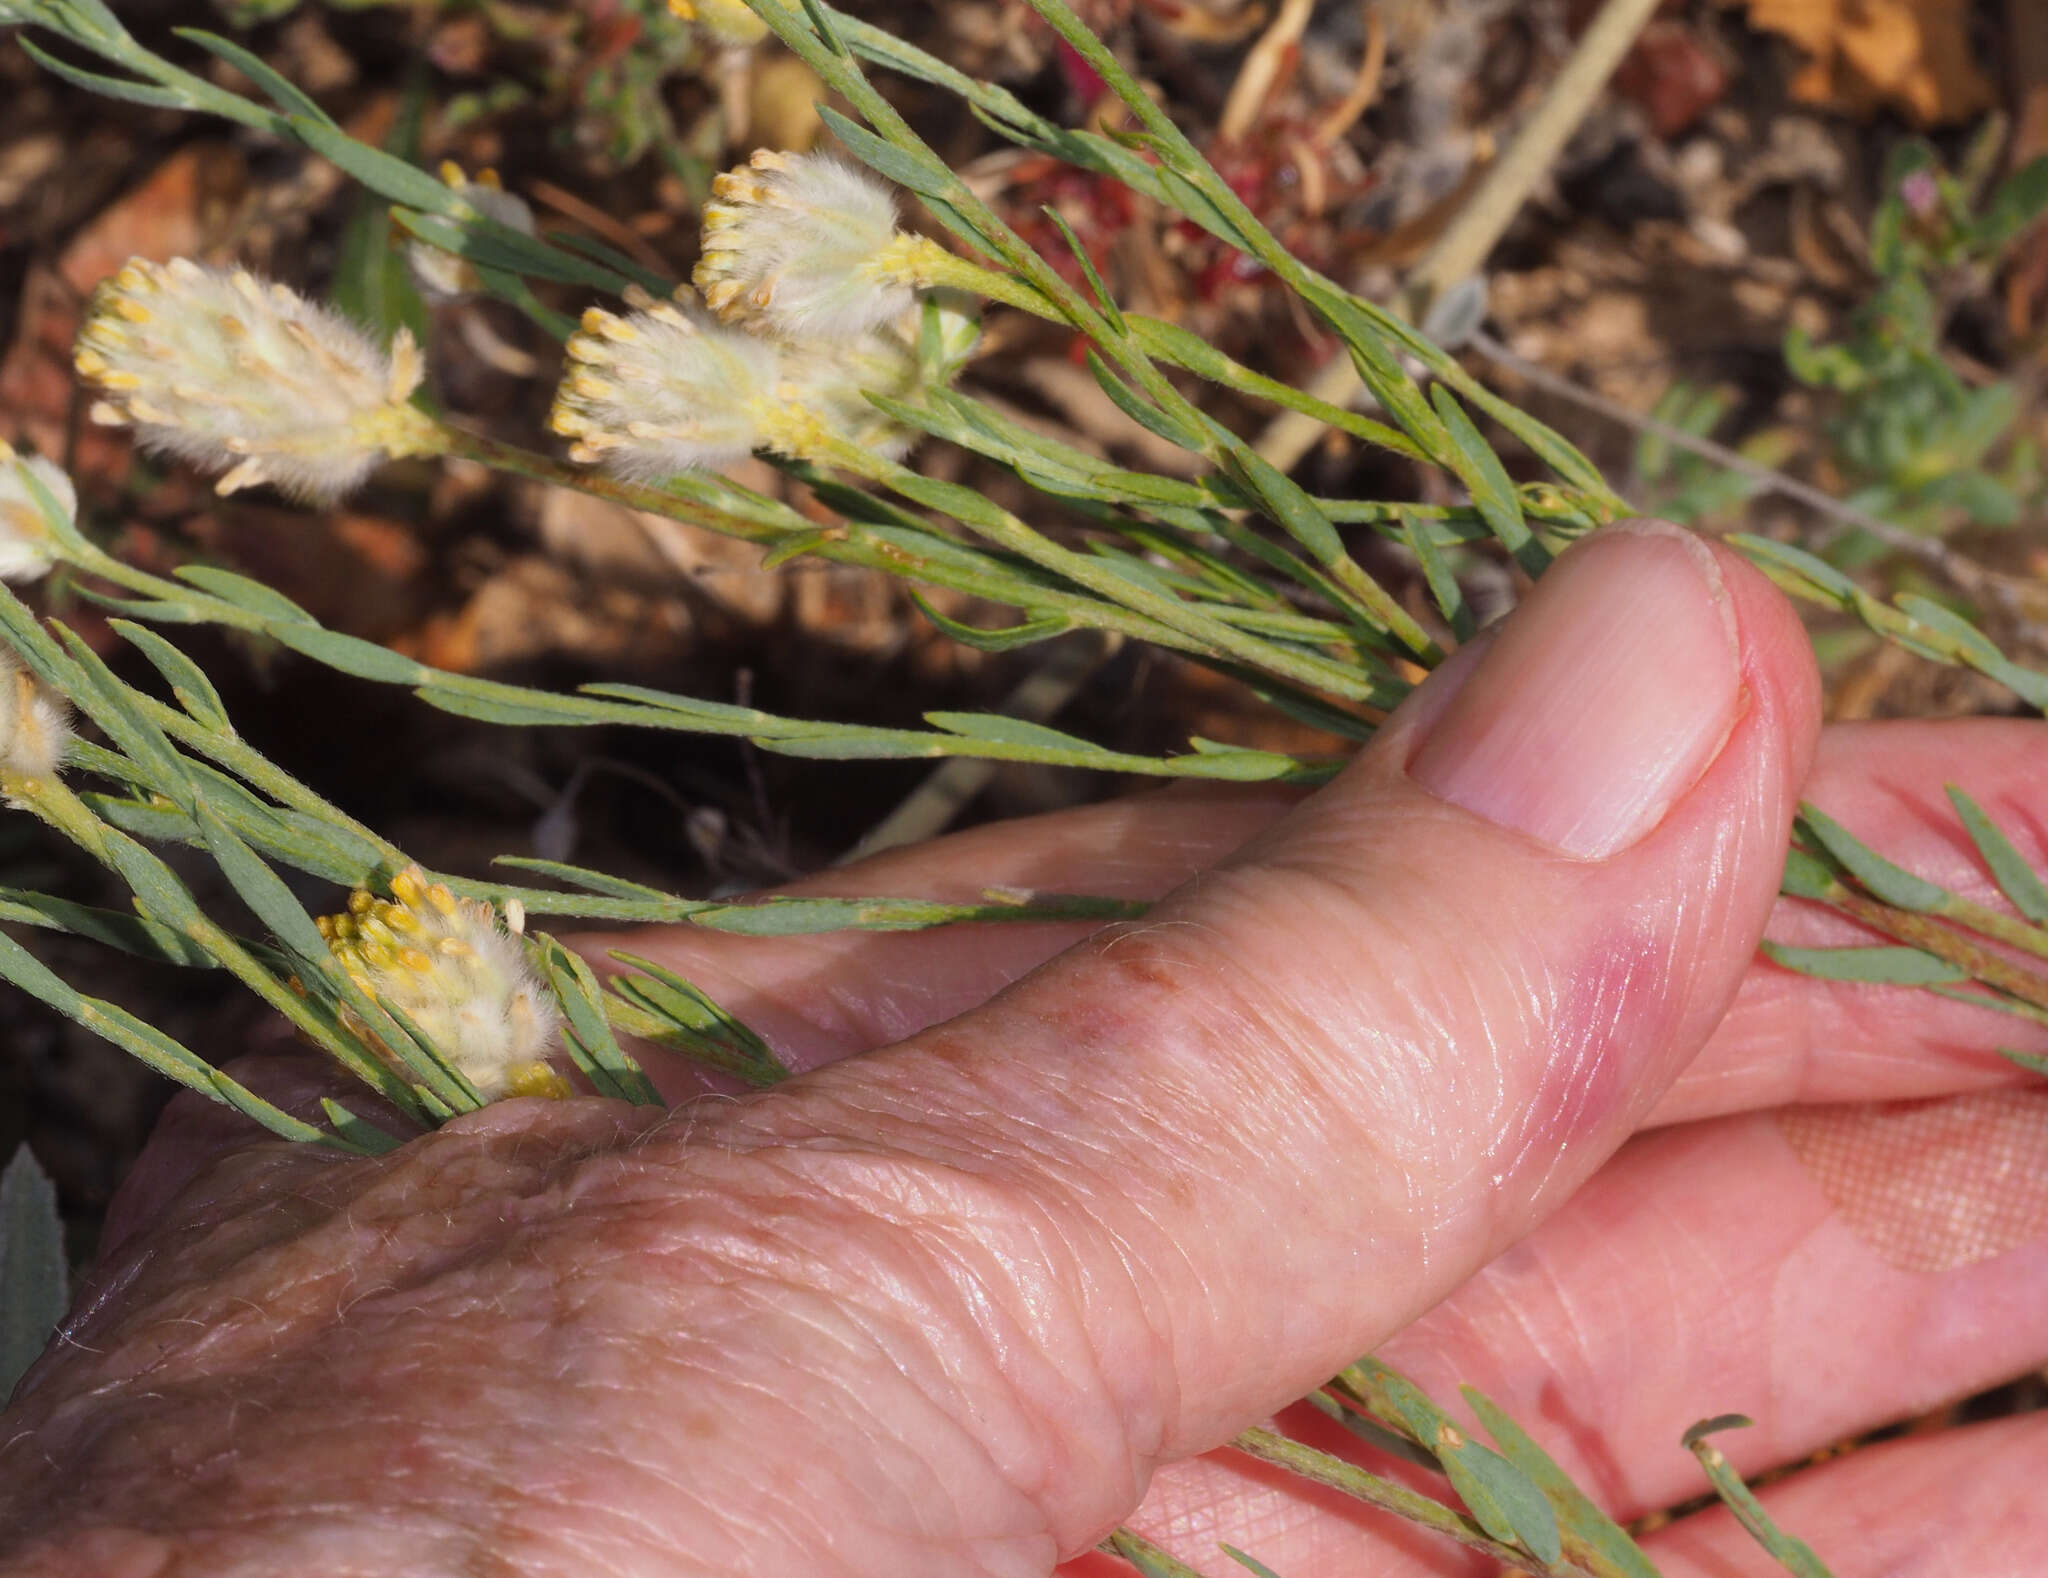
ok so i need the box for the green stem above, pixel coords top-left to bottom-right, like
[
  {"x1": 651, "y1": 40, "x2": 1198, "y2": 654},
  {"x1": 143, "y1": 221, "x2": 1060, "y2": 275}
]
[
  {"x1": 1826, "y1": 885, "x2": 2048, "y2": 1013},
  {"x1": 784, "y1": 416, "x2": 1384, "y2": 703},
  {"x1": 747, "y1": 0, "x2": 1433, "y2": 647},
  {"x1": 4, "y1": 771, "x2": 110, "y2": 862},
  {"x1": 436, "y1": 426, "x2": 1218, "y2": 657}
]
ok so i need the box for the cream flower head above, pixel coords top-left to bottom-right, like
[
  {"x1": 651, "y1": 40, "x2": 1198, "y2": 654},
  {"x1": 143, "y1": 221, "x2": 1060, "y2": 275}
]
[
  {"x1": 0, "y1": 448, "x2": 71, "y2": 585},
  {"x1": 75, "y1": 258, "x2": 439, "y2": 502},
  {"x1": 0, "y1": 645, "x2": 71, "y2": 784},
  {"x1": 549, "y1": 296, "x2": 781, "y2": 477},
  {"x1": 694, "y1": 150, "x2": 917, "y2": 342},
  {"x1": 319, "y1": 866, "x2": 569, "y2": 1103}
]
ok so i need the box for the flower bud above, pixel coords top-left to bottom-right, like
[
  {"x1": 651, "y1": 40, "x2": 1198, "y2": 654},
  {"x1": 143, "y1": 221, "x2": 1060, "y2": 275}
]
[
  {"x1": 318, "y1": 866, "x2": 570, "y2": 1103},
  {"x1": 409, "y1": 164, "x2": 538, "y2": 304},
  {"x1": 75, "y1": 257, "x2": 440, "y2": 502},
  {"x1": 549, "y1": 297, "x2": 781, "y2": 476},
  {"x1": 0, "y1": 448, "x2": 71, "y2": 585},
  {"x1": 0, "y1": 645, "x2": 71, "y2": 783},
  {"x1": 694, "y1": 150, "x2": 916, "y2": 341},
  {"x1": 669, "y1": 0, "x2": 770, "y2": 48}
]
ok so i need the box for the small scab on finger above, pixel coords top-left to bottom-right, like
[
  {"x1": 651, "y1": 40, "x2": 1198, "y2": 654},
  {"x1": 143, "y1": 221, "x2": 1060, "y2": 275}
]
[{"x1": 1777, "y1": 1088, "x2": 2048, "y2": 1273}]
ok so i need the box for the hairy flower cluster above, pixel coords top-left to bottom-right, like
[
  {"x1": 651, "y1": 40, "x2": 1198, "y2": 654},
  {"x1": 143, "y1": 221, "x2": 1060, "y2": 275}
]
[
  {"x1": 668, "y1": 0, "x2": 769, "y2": 48},
  {"x1": 0, "y1": 447, "x2": 71, "y2": 585},
  {"x1": 696, "y1": 149, "x2": 916, "y2": 340},
  {"x1": 409, "y1": 164, "x2": 538, "y2": 304},
  {"x1": 75, "y1": 258, "x2": 440, "y2": 502},
  {"x1": 0, "y1": 646, "x2": 71, "y2": 783},
  {"x1": 554, "y1": 151, "x2": 976, "y2": 477},
  {"x1": 551, "y1": 298, "x2": 782, "y2": 476},
  {"x1": 318, "y1": 866, "x2": 569, "y2": 1103}
]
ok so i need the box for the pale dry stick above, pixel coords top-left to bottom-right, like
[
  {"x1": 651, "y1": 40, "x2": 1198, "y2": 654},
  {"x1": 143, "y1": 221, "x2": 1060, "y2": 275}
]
[
  {"x1": 1251, "y1": 0, "x2": 1664, "y2": 472},
  {"x1": 839, "y1": 630, "x2": 1123, "y2": 859},
  {"x1": 1467, "y1": 326, "x2": 2043, "y2": 626},
  {"x1": 1310, "y1": 0, "x2": 1389, "y2": 150},
  {"x1": 1218, "y1": 0, "x2": 1318, "y2": 146}
]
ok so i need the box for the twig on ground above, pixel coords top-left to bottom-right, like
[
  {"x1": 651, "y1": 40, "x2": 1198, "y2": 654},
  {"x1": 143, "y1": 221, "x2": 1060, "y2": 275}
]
[{"x1": 1252, "y1": 0, "x2": 1664, "y2": 472}]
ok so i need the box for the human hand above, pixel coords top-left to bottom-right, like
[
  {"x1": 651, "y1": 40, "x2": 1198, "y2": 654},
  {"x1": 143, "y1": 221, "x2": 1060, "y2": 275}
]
[{"x1": 3, "y1": 522, "x2": 2044, "y2": 1577}]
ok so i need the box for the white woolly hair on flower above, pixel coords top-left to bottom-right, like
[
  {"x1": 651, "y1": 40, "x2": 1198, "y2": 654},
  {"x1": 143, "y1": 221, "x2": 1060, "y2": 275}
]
[
  {"x1": 549, "y1": 296, "x2": 781, "y2": 477},
  {"x1": 409, "y1": 164, "x2": 538, "y2": 304},
  {"x1": 319, "y1": 866, "x2": 569, "y2": 1104},
  {"x1": 74, "y1": 257, "x2": 439, "y2": 503},
  {"x1": 669, "y1": 0, "x2": 770, "y2": 48},
  {"x1": 0, "y1": 448, "x2": 72, "y2": 585},
  {"x1": 776, "y1": 324, "x2": 927, "y2": 461},
  {"x1": 0, "y1": 644, "x2": 72, "y2": 783},
  {"x1": 694, "y1": 149, "x2": 917, "y2": 342}
]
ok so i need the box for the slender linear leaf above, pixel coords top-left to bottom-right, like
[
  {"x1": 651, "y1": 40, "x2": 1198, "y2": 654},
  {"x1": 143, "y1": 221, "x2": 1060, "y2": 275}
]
[
  {"x1": 1797, "y1": 804, "x2": 1950, "y2": 911},
  {"x1": 1683, "y1": 1417, "x2": 1836, "y2": 1578},
  {"x1": 1946, "y1": 786, "x2": 2048, "y2": 924},
  {"x1": 1760, "y1": 942, "x2": 1968, "y2": 986},
  {"x1": 1, "y1": 1145, "x2": 67, "y2": 1401}
]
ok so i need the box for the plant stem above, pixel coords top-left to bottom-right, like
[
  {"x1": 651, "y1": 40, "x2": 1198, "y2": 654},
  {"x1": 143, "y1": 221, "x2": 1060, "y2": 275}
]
[{"x1": 781, "y1": 415, "x2": 1386, "y2": 702}]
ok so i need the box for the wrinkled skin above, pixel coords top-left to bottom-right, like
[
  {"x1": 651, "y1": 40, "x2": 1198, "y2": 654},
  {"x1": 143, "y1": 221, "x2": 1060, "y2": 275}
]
[{"x1": 3, "y1": 529, "x2": 2047, "y2": 1577}]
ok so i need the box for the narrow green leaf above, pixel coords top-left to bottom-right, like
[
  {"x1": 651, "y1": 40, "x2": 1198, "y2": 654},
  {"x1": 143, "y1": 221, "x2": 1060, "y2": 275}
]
[
  {"x1": 491, "y1": 858, "x2": 674, "y2": 902},
  {"x1": 1, "y1": 1145, "x2": 67, "y2": 1401},
  {"x1": 910, "y1": 594, "x2": 1072, "y2": 652},
  {"x1": 109, "y1": 621, "x2": 234, "y2": 734},
  {"x1": 1107, "y1": 1529, "x2": 1218, "y2": 1578},
  {"x1": 533, "y1": 935, "x2": 662, "y2": 1105},
  {"x1": 1998, "y1": 1046, "x2": 2048, "y2": 1075},
  {"x1": 925, "y1": 711, "x2": 1097, "y2": 751},
  {"x1": 318, "y1": 1099, "x2": 404, "y2": 1155},
  {"x1": 0, "y1": 930, "x2": 332, "y2": 1145},
  {"x1": 189, "y1": 800, "x2": 331, "y2": 964},
  {"x1": 1399, "y1": 511, "x2": 1472, "y2": 640},
  {"x1": 1946, "y1": 786, "x2": 2048, "y2": 924},
  {"x1": 1779, "y1": 846, "x2": 1847, "y2": 902},
  {"x1": 391, "y1": 209, "x2": 635, "y2": 295},
  {"x1": 415, "y1": 684, "x2": 660, "y2": 729},
  {"x1": 1429, "y1": 387, "x2": 1542, "y2": 575},
  {"x1": 172, "y1": 28, "x2": 327, "y2": 121},
  {"x1": 1039, "y1": 204, "x2": 1125, "y2": 332},
  {"x1": 1465, "y1": 1388, "x2": 1659, "y2": 1578},
  {"x1": 1683, "y1": 1416, "x2": 1837, "y2": 1578},
  {"x1": 47, "y1": 626, "x2": 193, "y2": 798},
  {"x1": 606, "y1": 950, "x2": 788, "y2": 1087},
  {"x1": 17, "y1": 39, "x2": 194, "y2": 112},
  {"x1": 1084, "y1": 352, "x2": 1208, "y2": 451},
  {"x1": 1345, "y1": 1359, "x2": 1559, "y2": 1563},
  {"x1": 1219, "y1": 1548, "x2": 1284, "y2": 1578},
  {"x1": 755, "y1": 732, "x2": 950, "y2": 761},
  {"x1": 817, "y1": 105, "x2": 956, "y2": 201},
  {"x1": 1760, "y1": 942, "x2": 1967, "y2": 986},
  {"x1": 101, "y1": 826, "x2": 207, "y2": 932},
  {"x1": 1219, "y1": 448, "x2": 1344, "y2": 564},
  {"x1": 265, "y1": 623, "x2": 430, "y2": 685},
  {"x1": 795, "y1": 0, "x2": 851, "y2": 54},
  {"x1": 285, "y1": 113, "x2": 457, "y2": 213},
  {"x1": 173, "y1": 565, "x2": 316, "y2": 624},
  {"x1": 0, "y1": 885, "x2": 215, "y2": 967},
  {"x1": 1797, "y1": 803, "x2": 1950, "y2": 911}
]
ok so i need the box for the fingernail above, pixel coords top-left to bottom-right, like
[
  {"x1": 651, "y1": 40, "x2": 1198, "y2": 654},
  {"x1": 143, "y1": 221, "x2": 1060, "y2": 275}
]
[{"x1": 1408, "y1": 521, "x2": 1741, "y2": 858}]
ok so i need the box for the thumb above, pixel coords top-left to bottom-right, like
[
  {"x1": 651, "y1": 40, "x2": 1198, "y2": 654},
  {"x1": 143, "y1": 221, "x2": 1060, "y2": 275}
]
[{"x1": 661, "y1": 521, "x2": 1821, "y2": 1565}]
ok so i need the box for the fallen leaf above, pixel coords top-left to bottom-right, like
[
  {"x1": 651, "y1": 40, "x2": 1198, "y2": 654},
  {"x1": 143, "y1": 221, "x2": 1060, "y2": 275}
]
[{"x1": 1748, "y1": 0, "x2": 1995, "y2": 126}]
